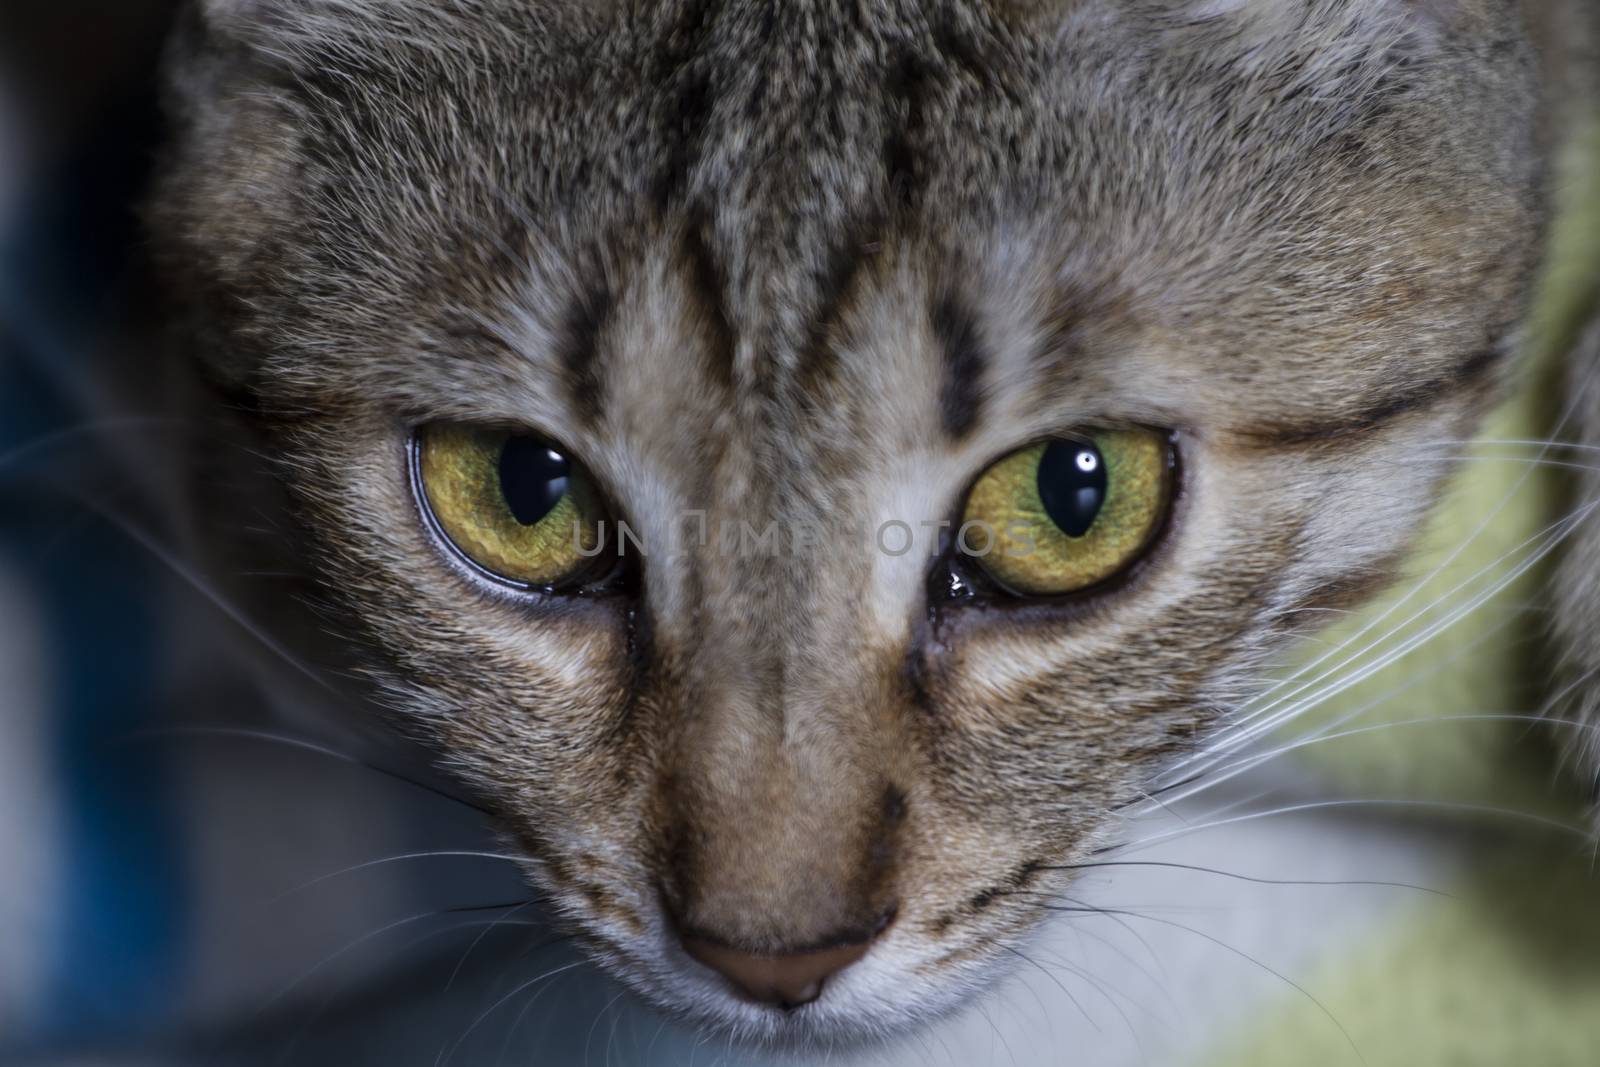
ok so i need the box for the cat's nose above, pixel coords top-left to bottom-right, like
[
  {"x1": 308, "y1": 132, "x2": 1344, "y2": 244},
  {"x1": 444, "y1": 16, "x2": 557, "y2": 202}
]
[{"x1": 679, "y1": 910, "x2": 894, "y2": 1009}]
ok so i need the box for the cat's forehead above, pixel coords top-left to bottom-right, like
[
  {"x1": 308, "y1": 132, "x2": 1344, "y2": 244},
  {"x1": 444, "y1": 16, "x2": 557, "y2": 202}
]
[
  {"x1": 229, "y1": 0, "x2": 1540, "y2": 441},
  {"x1": 315, "y1": 10, "x2": 1500, "y2": 258},
  {"x1": 457, "y1": 0, "x2": 1434, "y2": 311}
]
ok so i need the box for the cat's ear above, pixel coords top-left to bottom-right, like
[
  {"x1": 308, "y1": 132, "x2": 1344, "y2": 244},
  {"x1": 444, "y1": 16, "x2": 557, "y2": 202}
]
[
  {"x1": 192, "y1": 0, "x2": 258, "y2": 24},
  {"x1": 174, "y1": 0, "x2": 292, "y2": 53},
  {"x1": 161, "y1": 0, "x2": 293, "y2": 124},
  {"x1": 156, "y1": 1, "x2": 306, "y2": 391},
  {"x1": 189, "y1": 0, "x2": 292, "y2": 34}
]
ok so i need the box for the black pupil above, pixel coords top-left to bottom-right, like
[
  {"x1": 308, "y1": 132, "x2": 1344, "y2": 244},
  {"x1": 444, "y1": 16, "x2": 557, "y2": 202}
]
[
  {"x1": 498, "y1": 435, "x2": 571, "y2": 526},
  {"x1": 1037, "y1": 441, "x2": 1107, "y2": 538}
]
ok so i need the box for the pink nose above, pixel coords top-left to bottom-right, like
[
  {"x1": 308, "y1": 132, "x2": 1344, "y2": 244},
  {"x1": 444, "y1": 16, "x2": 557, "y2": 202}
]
[{"x1": 681, "y1": 924, "x2": 886, "y2": 1009}]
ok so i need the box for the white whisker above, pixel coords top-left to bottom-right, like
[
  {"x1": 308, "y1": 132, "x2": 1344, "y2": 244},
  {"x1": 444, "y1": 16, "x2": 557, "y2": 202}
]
[
  {"x1": 277, "y1": 850, "x2": 524, "y2": 900},
  {"x1": 435, "y1": 959, "x2": 588, "y2": 1067},
  {"x1": 1143, "y1": 608, "x2": 1529, "y2": 809},
  {"x1": 1165, "y1": 713, "x2": 1600, "y2": 798},
  {"x1": 1169, "y1": 496, "x2": 1598, "y2": 784},
  {"x1": 1118, "y1": 797, "x2": 1592, "y2": 855},
  {"x1": 1185, "y1": 398, "x2": 1589, "y2": 762}
]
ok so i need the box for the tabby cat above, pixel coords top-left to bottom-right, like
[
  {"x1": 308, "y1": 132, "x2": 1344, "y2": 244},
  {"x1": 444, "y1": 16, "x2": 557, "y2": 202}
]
[{"x1": 151, "y1": 0, "x2": 1599, "y2": 1049}]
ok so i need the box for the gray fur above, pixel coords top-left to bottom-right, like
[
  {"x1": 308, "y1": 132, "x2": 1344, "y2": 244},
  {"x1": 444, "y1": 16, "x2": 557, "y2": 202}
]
[
  {"x1": 150, "y1": 0, "x2": 1594, "y2": 1048},
  {"x1": 1553, "y1": 316, "x2": 1600, "y2": 795}
]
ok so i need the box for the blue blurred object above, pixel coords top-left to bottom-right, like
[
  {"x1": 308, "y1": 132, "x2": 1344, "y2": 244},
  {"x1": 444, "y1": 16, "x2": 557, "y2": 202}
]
[{"x1": 0, "y1": 62, "x2": 184, "y2": 1053}]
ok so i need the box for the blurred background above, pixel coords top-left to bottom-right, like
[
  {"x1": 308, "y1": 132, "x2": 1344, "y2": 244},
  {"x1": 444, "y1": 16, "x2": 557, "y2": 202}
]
[
  {"x1": 1, "y1": 0, "x2": 188, "y2": 1046},
  {"x1": 0, "y1": 3, "x2": 561, "y2": 1060},
  {"x1": 3, "y1": 5, "x2": 1599, "y2": 1067}
]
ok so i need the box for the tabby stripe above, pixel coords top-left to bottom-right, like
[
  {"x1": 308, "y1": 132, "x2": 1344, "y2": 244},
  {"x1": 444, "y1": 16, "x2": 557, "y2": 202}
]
[
  {"x1": 934, "y1": 294, "x2": 986, "y2": 440},
  {"x1": 1240, "y1": 345, "x2": 1504, "y2": 446},
  {"x1": 649, "y1": 0, "x2": 720, "y2": 209},
  {"x1": 682, "y1": 212, "x2": 736, "y2": 391},
  {"x1": 794, "y1": 223, "x2": 875, "y2": 391},
  {"x1": 559, "y1": 283, "x2": 613, "y2": 428},
  {"x1": 1277, "y1": 546, "x2": 1412, "y2": 624},
  {"x1": 884, "y1": 52, "x2": 928, "y2": 209}
]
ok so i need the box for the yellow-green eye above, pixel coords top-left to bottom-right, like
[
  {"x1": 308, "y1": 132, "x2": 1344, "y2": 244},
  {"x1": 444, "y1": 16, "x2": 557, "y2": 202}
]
[
  {"x1": 415, "y1": 424, "x2": 607, "y2": 589},
  {"x1": 961, "y1": 430, "x2": 1172, "y2": 596}
]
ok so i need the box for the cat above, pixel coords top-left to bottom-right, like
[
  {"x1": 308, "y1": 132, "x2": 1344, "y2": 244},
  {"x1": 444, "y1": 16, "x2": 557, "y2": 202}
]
[{"x1": 150, "y1": 0, "x2": 1599, "y2": 1050}]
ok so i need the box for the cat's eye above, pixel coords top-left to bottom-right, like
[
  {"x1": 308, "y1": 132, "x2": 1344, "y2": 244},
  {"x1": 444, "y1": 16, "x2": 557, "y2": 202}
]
[
  {"x1": 960, "y1": 430, "x2": 1173, "y2": 596},
  {"x1": 413, "y1": 424, "x2": 609, "y2": 590}
]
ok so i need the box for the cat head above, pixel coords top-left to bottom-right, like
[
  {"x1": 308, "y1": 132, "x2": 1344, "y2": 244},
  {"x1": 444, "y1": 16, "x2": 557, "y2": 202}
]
[{"x1": 154, "y1": 0, "x2": 1554, "y2": 1046}]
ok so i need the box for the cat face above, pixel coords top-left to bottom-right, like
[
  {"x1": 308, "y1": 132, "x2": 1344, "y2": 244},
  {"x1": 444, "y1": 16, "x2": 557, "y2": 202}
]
[{"x1": 156, "y1": 0, "x2": 1553, "y2": 1046}]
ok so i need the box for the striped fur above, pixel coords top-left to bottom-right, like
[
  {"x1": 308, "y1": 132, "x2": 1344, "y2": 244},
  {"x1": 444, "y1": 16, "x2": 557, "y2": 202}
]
[{"x1": 151, "y1": 0, "x2": 1593, "y2": 1047}]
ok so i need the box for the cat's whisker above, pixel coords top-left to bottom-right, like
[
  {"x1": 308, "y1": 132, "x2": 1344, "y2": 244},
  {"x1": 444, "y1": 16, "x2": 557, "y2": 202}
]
[
  {"x1": 1188, "y1": 389, "x2": 1594, "y2": 747},
  {"x1": 1177, "y1": 559, "x2": 1511, "y2": 782},
  {"x1": 1115, "y1": 797, "x2": 1593, "y2": 857},
  {"x1": 1053, "y1": 914, "x2": 1178, "y2": 1012},
  {"x1": 0, "y1": 415, "x2": 193, "y2": 473},
  {"x1": 1379, "y1": 453, "x2": 1600, "y2": 475},
  {"x1": 1023, "y1": 879, "x2": 1168, "y2": 967},
  {"x1": 582, "y1": 990, "x2": 628, "y2": 1067},
  {"x1": 434, "y1": 959, "x2": 589, "y2": 1067},
  {"x1": 492, "y1": 929, "x2": 588, "y2": 1065},
  {"x1": 129, "y1": 725, "x2": 496, "y2": 816},
  {"x1": 1237, "y1": 513, "x2": 1581, "y2": 741},
  {"x1": 1173, "y1": 496, "x2": 1599, "y2": 780},
  {"x1": 622, "y1": 999, "x2": 650, "y2": 1067},
  {"x1": 1145, "y1": 608, "x2": 1533, "y2": 809},
  {"x1": 443, "y1": 897, "x2": 543, "y2": 993},
  {"x1": 1137, "y1": 785, "x2": 1279, "y2": 827},
  {"x1": 1222, "y1": 515, "x2": 1569, "y2": 744},
  {"x1": 905, "y1": 1013, "x2": 964, "y2": 1067},
  {"x1": 1177, "y1": 420, "x2": 1567, "y2": 756},
  {"x1": 975, "y1": 998, "x2": 1023, "y2": 1067},
  {"x1": 1537, "y1": 656, "x2": 1600, "y2": 718},
  {"x1": 1037, "y1": 859, "x2": 1448, "y2": 896},
  {"x1": 273, "y1": 921, "x2": 567, "y2": 1067},
  {"x1": 276, "y1": 849, "x2": 527, "y2": 901},
  {"x1": 1161, "y1": 712, "x2": 1600, "y2": 810},
  {"x1": 1022, "y1": 940, "x2": 1169, "y2": 1056},
  {"x1": 261, "y1": 901, "x2": 543, "y2": 1016},
  {"x1": 1025, "y1": 895, "x2": 1365, "y2": 1064},
  {"x1": 1420, "y1": 437, "x2": 1600, "y2": 454},
  {"x1": 1265, "y1": 605, "x2": 1364, "y2": 620},
  {"x1": 61, "y1": 495, "x2": 344, "y2": 693},
  {"x1": 997, "y1": 943, "x2": 1100, "y2": 1035}
]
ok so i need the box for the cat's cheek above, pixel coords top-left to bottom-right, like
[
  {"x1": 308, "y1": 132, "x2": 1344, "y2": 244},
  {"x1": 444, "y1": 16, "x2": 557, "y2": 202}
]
[{"x1": 281, "y1": 416, "x2": 646, "y2": 769}]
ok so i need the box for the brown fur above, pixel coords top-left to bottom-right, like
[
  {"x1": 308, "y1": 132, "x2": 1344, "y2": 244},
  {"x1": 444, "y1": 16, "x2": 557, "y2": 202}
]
[{"x1": 150, "y1": 0, "x2": 1593, "y2": 1046}]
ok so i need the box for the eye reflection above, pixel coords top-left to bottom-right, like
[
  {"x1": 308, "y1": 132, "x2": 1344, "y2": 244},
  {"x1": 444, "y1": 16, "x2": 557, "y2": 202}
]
[
  {"x1": 1037, "y1": 441, "x2": 1107, "y2": 538},
  {"x1": 498, "y1": 436, "x2": 572, "y2": 526}
]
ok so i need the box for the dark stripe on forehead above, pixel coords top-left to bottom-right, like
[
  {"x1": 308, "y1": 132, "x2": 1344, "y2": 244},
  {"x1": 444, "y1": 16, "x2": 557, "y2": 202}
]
[
  {"x1": 934, "y1": 295, "x2": 986, "y2": 440},
  {"x1": 884, "y1": 52, "x2": 928, "y2": 210},
  {"x1": 653, "y1": 68, "x2": 713, "y2": 211},
  {"x1": 682, "y1": 211, "x2": 736, "y2": 391},
  {"x1": 794, "y1": 221, "x2": 878, "y2": 393},
  {"x1": 1238, "y1": 344, "x2": 1505, "y2": 448},
  {"x1": 648, "y1": 1, "x2": 720, "y2": 210},
  {"x1": 560, "y1": 283, "x2": 613, "y2": 427}
]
